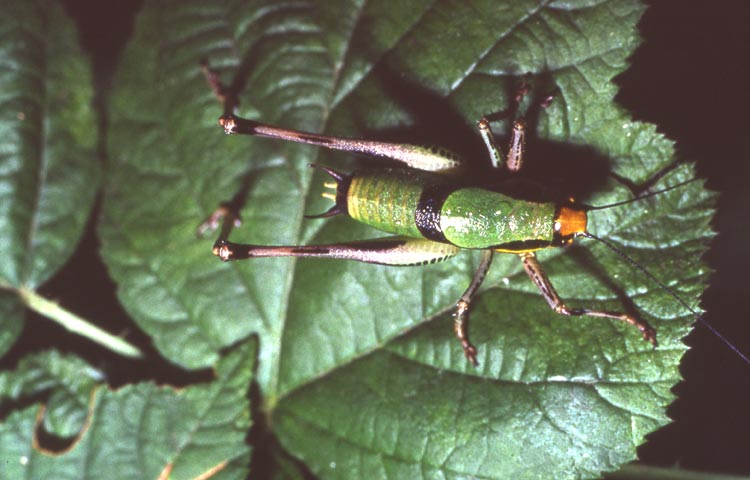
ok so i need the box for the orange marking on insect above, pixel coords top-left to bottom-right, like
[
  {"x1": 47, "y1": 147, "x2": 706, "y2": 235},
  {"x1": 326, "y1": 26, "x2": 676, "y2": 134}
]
[{"x1": 554, "y1": 206, "x2": 587, "y2": 239}]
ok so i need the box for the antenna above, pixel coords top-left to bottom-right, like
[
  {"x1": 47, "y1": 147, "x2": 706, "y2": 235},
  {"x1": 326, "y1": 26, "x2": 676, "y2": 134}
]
[
  {"x1": 585, "y1": 178, "x2": 699, "y2": 211},
  {"x1": 582, "y1": 231, "x2": 750, "y2": 366}
]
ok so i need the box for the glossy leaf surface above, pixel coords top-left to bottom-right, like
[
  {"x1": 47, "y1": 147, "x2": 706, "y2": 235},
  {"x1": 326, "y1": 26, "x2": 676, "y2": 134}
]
[
  {"x1": 0, "y1": 0, "x2": 98, "y2": 355},
  {"x1": 98, "y1": 1, "x2": 714, "y2": 478},
  {"x1": 0, "y1": 341, "x2": 255, "y2": 480}
]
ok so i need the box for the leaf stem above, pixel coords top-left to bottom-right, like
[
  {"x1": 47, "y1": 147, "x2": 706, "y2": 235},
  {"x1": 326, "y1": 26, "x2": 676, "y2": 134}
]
[{"x1": 18, "y1": 287, "x2": 143, "y2": 359}]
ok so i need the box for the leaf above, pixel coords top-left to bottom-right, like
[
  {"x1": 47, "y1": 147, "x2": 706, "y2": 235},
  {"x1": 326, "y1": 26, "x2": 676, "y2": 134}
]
[
  {"x1": 0, "y1": 290, "x2": 24, "y2": 356},
  {"x1": 101, "y1": 0, "x2": 714, "y2": 478},
  {"x1": 0, "y1": 340, "x2": 255, "y2": 480},
  {"x1": 0, "y1": 0, "x2": 99, "y2": 355},
  {"x1": 0, "y1": 351, "x2": 103, "y2": 438}
]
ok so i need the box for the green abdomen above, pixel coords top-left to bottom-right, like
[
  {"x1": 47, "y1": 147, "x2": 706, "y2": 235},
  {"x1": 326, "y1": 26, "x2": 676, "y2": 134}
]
[
  {"x1": 345, "y1": 171, "x2": 556, "y2": 250},
  {"x1": 346, "y1": 171, "x2": 424, "y2": 238}
]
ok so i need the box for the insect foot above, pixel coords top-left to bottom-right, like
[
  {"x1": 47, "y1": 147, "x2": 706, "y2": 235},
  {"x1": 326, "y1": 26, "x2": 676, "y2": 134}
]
[
  {"x1": 213, "y1": 240, "x2": 234, "y2": 261},
  {"x1": 454, "y1": 301, "x2": 479, "y2": 366},
  {"x1": 638, "y1": 323, "x2": 658, "y2": 347},
  {"x1": 196, "y1": 204, "x2": 241, "y2": 238}
]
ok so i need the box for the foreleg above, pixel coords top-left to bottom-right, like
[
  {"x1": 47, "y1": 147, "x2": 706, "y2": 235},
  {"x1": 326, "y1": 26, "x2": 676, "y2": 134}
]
[
  {"x1": 453, "y1": 249, "x2": 494, "y2": 365},
  {"x1": 519, "y1": 252, "x2": 657, "y2": 345}
]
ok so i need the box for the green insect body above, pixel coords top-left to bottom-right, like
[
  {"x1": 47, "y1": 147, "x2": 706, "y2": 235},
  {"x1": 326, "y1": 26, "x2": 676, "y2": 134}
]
[
  {"x1": 337, "y1": 168, "x2": 564, "y2": 252},
  {"x1": 345, "y1": 169, "x2": 428, "y2": 239},
  {"x1": 436, "y1": 187, "x2": 557, "y2": 250}
]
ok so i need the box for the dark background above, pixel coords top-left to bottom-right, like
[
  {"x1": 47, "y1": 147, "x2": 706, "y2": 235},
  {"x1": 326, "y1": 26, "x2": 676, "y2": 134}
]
[
  {"x1": 616, "y1": 1, "x2": 750, "y2": 475},
  {"x1": 7, "y1": 0, "x2": 749, "y2": 476}
]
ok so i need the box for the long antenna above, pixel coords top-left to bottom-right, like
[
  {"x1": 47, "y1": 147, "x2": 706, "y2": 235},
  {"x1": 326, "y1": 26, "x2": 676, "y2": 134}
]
[
  {"x1": 582, "y1": 231, "x2": 750, "y2": 366},
  {"x1": 585, "y1": 178, "x2": 698, "y2": 211}
]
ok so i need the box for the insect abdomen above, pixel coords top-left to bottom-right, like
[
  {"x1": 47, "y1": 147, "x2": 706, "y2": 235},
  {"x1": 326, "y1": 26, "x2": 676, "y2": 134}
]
[
  {"x1": 346, "y1": 171, "x2": 425, "y2": 238},
  {"x1": 344, "y1": 170, "x2": 556, "y2": 250}
]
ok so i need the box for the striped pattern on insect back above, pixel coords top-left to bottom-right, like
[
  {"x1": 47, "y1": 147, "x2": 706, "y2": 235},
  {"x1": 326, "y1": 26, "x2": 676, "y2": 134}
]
[
  {"x1": 415, "y1": 184, "x2": 455, "y2": 243},
  {"x1": 346, "y1": 171, "x2": 425, "y2": 239}
]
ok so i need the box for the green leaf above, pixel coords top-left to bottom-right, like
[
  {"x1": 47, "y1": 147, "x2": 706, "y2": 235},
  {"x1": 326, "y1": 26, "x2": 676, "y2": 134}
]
[
  {"x1": 0, "y1": 0, "x2": 98, "y2": 288},
  {"x1": 101, "y1": 0, "x2": 714, "y2": 478},
  {"x1": 0, "y1": 0, "x2": 99, "y2": 355},
  {"x1": 0, "y1": 290, "x2": 24, "y2": 356},
  {"x1": 0, "y1": 351, "x2": 103, "y2": 438},
  {"x1": 0, "y1": 340, "x2": 255, "y2": 480}
]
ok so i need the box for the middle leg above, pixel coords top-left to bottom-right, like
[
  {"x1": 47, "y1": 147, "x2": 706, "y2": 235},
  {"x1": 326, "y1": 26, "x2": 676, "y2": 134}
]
[{"x1": 453, "y1": 249, "x2": 495, "y2": 366}]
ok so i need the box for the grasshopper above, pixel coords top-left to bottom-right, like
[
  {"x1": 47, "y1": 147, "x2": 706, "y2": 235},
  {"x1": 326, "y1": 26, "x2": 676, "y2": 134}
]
[{"x1": 200, "y1": 62, "x2": 745, "y2": 366}]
